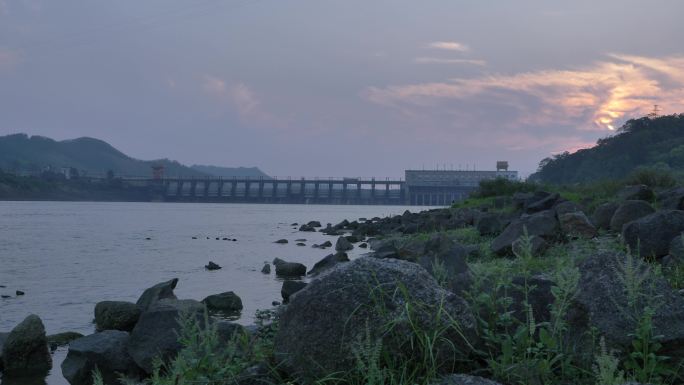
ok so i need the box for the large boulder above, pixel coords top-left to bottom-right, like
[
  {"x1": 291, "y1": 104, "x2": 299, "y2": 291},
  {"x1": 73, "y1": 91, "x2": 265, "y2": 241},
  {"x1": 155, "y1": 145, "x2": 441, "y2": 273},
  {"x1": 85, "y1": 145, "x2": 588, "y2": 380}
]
[
  {"x1": 622, "y1": 210, "x2": 684, "y2": 259},
  {"x1": 435, "y1": 374, "x2": 504, "y2": 385},
  {"x1": 274, "y1": 257, "x2": 477, "y2": 383},
  {"x1": 1, "y1": 314, "x2": 52, "y2": 377},
  {"x1": 669, "y1": 234, "x2": 684, "y2": 263},
  {"x1": 202, "y1": 292, "x2": 243, "y2": 312},
  {"x1": 571, "y1": 252, "x2": 684, "y2": 357},
  {"x1": 491, "y1": 210, "x2": 559, "y2": 255},
  {"x1": 592, "y1": 202, "x2": 619, "y2": 230},
  {"x1": 135, "y1": 278, "x2": 178, "y2": 311},
  {"x1": 609, "y1": 200, "x2": 654, "y2": 232},
  {"x1": 274, "y1": 260, "x2": 307, "y2": 277},
  {"x1": 335, "y1": 236, "x2": 354, "y2": 251},
  {"x1": 94, "y1": 301, "x2": 141, "y2": 332},
  {"x1": 617, "y1": 184, "x2": 654, "y2": 201},
  {"x1": 373, "y1": 233, "x2": 472, "y2": 294},
  {"x1": 559, "y1": 212, "x2": 597, "y2": 239},
  {"x1": 307, "y1": 252, "x2": 349, "y2": 276},
  {"x1": 128, "y1": 299, "x2": 205, "y2": 373},
  {"x1": 61, "y1": 330, "x2": 141, "y2": 385}
]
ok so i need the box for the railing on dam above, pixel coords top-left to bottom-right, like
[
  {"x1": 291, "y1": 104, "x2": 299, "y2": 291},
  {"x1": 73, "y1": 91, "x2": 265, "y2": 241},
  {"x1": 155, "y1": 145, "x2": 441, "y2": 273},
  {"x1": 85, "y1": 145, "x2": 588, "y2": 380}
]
[{"x1": 128, "y1": 176, "x2": 409, "y2": 205}]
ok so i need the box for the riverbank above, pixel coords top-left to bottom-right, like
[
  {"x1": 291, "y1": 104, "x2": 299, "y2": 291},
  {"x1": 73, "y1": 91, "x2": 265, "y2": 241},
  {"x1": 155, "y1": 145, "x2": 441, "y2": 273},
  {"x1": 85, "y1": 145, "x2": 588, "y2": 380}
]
[{"x1": 3, "y1": 183, "x2": 684, "y2": 385}]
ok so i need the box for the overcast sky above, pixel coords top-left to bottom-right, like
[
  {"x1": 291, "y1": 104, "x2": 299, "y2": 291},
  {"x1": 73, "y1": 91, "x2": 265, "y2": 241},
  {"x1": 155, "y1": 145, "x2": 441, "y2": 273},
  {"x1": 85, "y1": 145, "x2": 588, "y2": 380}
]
[{"x1": 1, "y1": 0, "x2": 683, "y2": 177}]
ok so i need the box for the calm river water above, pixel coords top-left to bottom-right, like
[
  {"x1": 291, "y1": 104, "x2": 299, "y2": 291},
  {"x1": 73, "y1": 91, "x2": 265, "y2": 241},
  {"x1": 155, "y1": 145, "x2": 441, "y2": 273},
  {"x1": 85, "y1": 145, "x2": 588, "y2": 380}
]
[{"x1": 0, "y1": 201, "x2": 429, "y2": 385}]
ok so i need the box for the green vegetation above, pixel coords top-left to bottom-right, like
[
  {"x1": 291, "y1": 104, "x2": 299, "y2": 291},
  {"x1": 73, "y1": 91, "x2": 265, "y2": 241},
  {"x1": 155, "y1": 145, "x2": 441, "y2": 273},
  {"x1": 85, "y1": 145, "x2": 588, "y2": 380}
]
[
  {"x1": 532, "y1": 114, "x2": 684, "y2": 185},
  {"x1": 0, "y1": 133, "x2": 269, "y2": 178}
]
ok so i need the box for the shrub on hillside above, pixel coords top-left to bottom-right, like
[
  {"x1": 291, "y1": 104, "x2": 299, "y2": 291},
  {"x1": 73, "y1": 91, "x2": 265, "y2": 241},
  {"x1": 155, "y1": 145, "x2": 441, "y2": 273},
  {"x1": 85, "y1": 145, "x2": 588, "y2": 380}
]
[{"x1": 473, "y1": 178, "x2": 539, "y2": 198}]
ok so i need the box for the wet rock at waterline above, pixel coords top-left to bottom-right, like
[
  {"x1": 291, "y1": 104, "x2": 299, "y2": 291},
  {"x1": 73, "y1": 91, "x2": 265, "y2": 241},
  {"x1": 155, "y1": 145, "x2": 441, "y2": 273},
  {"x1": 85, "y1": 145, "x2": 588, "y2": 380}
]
[
  {"x1": 47, "y1": 332, "x2": 84, "y2": 351},
  {"x1": 274, "y1": 239, "x2": 288, "y2": 244},
  {"x1": 307, "y1": 252, "x2": 349, "y2": 276},
  {"x1": 94, "y1": 301, "x2": 141, "y2": 332},
  {"x1": 202, "y1": 291, "x2": 243, "y2": 312},
  {"x1": 61, "y1": 330, "x2": 141, "y2": 385},
  {"x1": 274, "y1": 259, "x2": 307, "y2": 277},
  {"x1": 335, "y1": 236, "x2": 354, "y2": 251},
  {"x1": 281, "y1": 281, "x2": 308, "y2": 303},
  {"x1": 135, "y1": 278, "x2": 179, "y2": 311},
  {"x1": 205, "y1": 261, "x2": 222, "y2": 270},
  {"x1": 261, "y1": 263, "x2": 271, "y2": 274},
  {"x1": 128, "y1": 299, "x2": 205, "y2": 374},
  {"x1": 1, "y1": 314, "x2": 52, "y2": 377}
]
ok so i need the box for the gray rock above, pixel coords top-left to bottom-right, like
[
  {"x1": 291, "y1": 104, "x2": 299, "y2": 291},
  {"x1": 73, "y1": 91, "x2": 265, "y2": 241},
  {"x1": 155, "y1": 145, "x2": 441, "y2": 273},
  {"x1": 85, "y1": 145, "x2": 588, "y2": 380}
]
[
  {"x1": 435, "y1": 374, "x2": 504, "y2": 385},
  {"x1": 571, "y1": 252, "x2": 684, "y2": 357},
  {"x1": 281, "y1": 281, "x2": 308, "y2": 303},
  {"x1": 274, "y1": 257, "x2": 477, "y2": 383},
  {"x1": 307, "y1": 221, "x2": 322, "y2": 228},
  {"x1": 47, "y1": 332, "x2": 84, "y2": 351},
  {"x1": 261, "y1": 263, "x2": 271, "y2": 274},
  {"x1": 475, "y1": 214, "x2": 502, "y2": 236},
  {"x1": 128, "y1": 299, "x2": 205, "y2": 373},
  {"x1": 275, "y1": 239, "x2": 288, "y2": 244},
  {"x1": 609, "y1": 200, "x2": 654, "y2": 232},
  {"x1": 202, "y1": 291, "x2": 243, "y2": 312},
  {"x1": 135, "y1": 278, "x2": 179, "y2": 311},
  {"x1": 559, "y1": 211, "x2": 597, "y2": 239},
  {"x1": 658, "y1": 187, "x2": 684, "y2": 210},
  {"x1": 335, "y1": 236, "x2": 354, "y2": 251},
  {"x1": 618, "y1": 184, "x2": 654, "y2": 201},
  {"x1": 592, "y1": 202, "x2": 619, "y2": 230},
  {"x1": 511, "y1": 235, "x2": 548, "y2": 256},
  {"x1": 61, "y1": 330, "x2": 141, "y2": 385},
  {"x1": 205, "y1": 261, "x2": 222, "y2": 270},
  {"x1": 275, "y1": 261, "x2": 307, "y2": 278},
  {"x1": 622, "y1": 210, "x2": 684, "y2": 258},
  {"x1": 94, "y1": 301, "x2": 141, "y2": 332},
  {"x1": 0, "y1": 332, "x2": 7, "y2": 372},
  {"x1": 669, "y1": 234, "x2": 684, "y2": 262},
  {"x1": 1, "y1": 314, "x2": 52, "y2": 377},
  {"x1": 491, "y1": 210, "x2": 559, "y2": 255},
  {"x1": 525, "y1": 192, "x2": 560, "y2": 214},
  {"x1": 553, "y1": 200, "x2": 581, "y2": 217},
  {"x1": 307, "y1": 252, "x2": 349, "y2": 276}
]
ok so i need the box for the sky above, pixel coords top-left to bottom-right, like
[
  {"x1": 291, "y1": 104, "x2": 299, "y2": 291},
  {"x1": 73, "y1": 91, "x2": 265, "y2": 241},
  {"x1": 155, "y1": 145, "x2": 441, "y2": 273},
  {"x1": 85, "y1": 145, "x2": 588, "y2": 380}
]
[{"x1": 1, "y1": 0, "x2": 684, "y2": 178}]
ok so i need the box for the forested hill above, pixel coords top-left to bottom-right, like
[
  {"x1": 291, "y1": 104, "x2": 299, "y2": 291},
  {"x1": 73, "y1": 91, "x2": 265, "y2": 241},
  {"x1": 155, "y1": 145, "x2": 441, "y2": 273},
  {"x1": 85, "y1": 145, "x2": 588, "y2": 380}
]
[
  {"x1": 0, "y1": 133, "x2": 269, "y2": 179},
  {"x1": 530, "y1": 114, "x2": 684, "y2": 184}
]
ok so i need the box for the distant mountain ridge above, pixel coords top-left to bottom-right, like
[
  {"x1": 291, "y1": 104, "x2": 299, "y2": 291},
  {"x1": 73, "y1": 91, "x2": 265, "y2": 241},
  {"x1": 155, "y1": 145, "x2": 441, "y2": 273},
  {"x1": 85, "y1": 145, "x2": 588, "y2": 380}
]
[
  {"x1": 0, "y1": 133, "x2": 270, "y2": 179},
  {"x1": 531, "y1": 114, "x2": 684, "y2": 184},
  {"x1": 190, "y1": 165, "x2": 271, "y2": 179}
]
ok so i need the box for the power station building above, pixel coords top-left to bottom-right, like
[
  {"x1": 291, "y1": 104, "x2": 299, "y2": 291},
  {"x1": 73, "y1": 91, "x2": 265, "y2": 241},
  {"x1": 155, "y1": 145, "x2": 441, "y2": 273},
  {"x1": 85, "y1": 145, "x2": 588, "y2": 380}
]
[{"x1": 405, "y1": 163, "x2": 518, "y2": 205}]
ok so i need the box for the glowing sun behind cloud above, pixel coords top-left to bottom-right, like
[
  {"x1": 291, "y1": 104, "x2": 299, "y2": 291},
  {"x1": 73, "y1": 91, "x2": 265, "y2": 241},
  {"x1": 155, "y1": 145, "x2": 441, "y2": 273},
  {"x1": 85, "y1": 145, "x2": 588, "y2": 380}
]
[{"x1": 364, "y1": 54, "x2": 684, "y2": 132}]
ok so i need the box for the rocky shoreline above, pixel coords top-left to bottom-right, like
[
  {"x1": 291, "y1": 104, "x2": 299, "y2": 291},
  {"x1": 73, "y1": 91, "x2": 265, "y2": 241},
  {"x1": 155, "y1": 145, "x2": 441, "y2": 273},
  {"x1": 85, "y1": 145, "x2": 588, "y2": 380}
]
[{"x1": 3, "y1": 183, "x2": 684, "y2": 384}]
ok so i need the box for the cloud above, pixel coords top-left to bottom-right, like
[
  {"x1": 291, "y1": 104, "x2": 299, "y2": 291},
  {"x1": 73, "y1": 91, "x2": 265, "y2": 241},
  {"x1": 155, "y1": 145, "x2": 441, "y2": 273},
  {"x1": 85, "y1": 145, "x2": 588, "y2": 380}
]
[
  {"x1": 427, "y1": 41, "x2": 470, "y2": 52},
  {"x1": 228, "y1": 82, "x2": 259, "y2": 116},
  {"x1": 364, "y1": 54, "x2": 684, "y2": 131},
  {"x1": 415, "y1": 57, "x2": 486, "y2": 66},
  {"x1": 202, "y1": 75, "x2": 226, "y2": 96},
  {"x1": 202, "y1": 76, "x2": 265, "y2": 121}
]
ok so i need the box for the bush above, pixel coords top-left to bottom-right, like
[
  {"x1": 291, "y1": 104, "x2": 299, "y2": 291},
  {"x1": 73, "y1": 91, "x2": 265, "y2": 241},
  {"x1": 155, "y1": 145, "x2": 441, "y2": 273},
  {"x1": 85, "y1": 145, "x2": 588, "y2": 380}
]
[
  {"x1": 626, "y1": 166, "x2": 677, "y2": 189},
  {"x1": 473, "y1": 178, "x2": 539, "y2": 198}
]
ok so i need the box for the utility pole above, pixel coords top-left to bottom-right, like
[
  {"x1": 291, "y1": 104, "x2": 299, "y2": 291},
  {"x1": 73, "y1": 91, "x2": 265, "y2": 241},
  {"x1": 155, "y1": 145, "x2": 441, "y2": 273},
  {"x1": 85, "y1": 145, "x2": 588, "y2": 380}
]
[{"x1": 648, "y1": 104, "x2": 661, "y2": 119}]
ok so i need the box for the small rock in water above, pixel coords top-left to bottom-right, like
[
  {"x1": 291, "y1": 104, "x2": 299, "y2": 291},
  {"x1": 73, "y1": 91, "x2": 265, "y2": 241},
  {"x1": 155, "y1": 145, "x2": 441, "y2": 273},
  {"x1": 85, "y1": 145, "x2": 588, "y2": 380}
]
[
  {"x1": 205, "y1": 261, "x2": 222, "y2": 270},
  {"x1": 296, "y1": 242, "x2": 306, "y2": 246},
  {"x1": 261, "y1": 264, "x2": 271, "y2": 274},
  {"x1": 0, "y1": 285, "x2": 6, "y2": 288},
  {"x1": 206, "y1": 237, "x2": 210, "y2": 239},
  {"x1": 359, "y1": 243, "x2": 368, "y2": 248},
  {"x1": 272, "y1": 301, "x2": 281, "y2": 306},
  {"x1": 192, "y1": 236, "x2": 198, "y2": 239},
  {"x1": 295, "y1": 239, "x2": 307, "y2": 242},
  {"x1": 1, "y1": 295, "x2": 10, "y2": 299},
  {"x1": 15, "y1": 290, "x2": 24, "y2": 296},
  {"x1": 232, "y1": 238, "x2": 237, "y2": 242},
  {"x1": 291, "y1": 223, "x2": 298, "y2": 226},
  {"x1": 215, "y1": 237, "x2": 220, "y2": 240},
  {"x1": 223, "y1": 237, "x2": 229, "y2": 241},
  {"x1": 145, "y1": 237, "x2": 151, "y2": 240},
  {"x1": 275, "y1": 239, "x2": 289, "y2": 244}
]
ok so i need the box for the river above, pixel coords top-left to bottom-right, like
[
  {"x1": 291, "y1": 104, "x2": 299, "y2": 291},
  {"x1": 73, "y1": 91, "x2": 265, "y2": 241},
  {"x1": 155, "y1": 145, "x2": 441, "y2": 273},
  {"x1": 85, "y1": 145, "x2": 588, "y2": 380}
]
[{"x1": 0, "y1": 201, "x2": 430, "y2": 385}]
